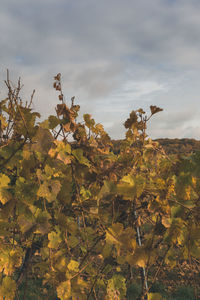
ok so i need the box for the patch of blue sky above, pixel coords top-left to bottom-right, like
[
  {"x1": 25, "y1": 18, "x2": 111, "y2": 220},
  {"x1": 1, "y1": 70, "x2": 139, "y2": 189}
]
[{"x1": 15, "y1": 56, "x2": 24, "y2": 64}]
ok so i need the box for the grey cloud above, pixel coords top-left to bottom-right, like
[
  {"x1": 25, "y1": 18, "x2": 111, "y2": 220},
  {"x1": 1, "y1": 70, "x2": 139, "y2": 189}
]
[
  {"x1": 148, "y1": 105, "x2": 200, "y2": 139},
  {"x1": 2, "y1": 0, "x2": 200, "y2": 67},
  {"x1": 1, "y1": 0, "x2": 200, "y2": 139},
  {"x1": 156, "y1": 105, "x2": 199, "y2": 128}
]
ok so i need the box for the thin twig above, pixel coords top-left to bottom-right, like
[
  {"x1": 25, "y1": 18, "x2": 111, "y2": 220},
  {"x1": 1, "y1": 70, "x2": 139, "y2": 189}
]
[{"x1": 28, "y1": 89, "x2": 35, "y2": 108}]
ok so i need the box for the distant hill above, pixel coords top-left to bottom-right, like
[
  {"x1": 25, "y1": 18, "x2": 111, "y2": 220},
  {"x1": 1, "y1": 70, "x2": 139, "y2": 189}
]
[
  {"x1": 154, "y1": 138, "x2": 200, "y2": 155},
  {"x1": 112, "y1": 138, "x2": 200, "y2": 155}
]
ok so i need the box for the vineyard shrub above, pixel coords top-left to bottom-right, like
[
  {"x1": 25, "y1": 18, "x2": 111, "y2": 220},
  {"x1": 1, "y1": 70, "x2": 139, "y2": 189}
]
[{"x1": 0, "y1": 72, "x2": 199, "y2": 300}]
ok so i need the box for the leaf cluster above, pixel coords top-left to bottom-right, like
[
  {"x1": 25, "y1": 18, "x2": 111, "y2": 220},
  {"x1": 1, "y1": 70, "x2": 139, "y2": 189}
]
[{"x1": 0, "y1": 72, "x2": 199, "y2": 299}]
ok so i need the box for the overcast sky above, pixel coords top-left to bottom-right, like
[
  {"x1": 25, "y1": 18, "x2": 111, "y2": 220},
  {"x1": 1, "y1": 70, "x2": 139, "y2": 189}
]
[{"x1": 1, "y1": 0, "x2": 200, "y2": 140}]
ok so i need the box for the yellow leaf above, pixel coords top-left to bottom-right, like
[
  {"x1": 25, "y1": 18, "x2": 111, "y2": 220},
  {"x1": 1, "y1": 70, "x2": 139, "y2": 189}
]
[
  {"x1": 48, "y1": 230, "x2": 62, "y2": 249},
  {"x1": 121, "y1": 175, "x2": 135, "y2": 186},
  {"x1": 162, "y1": 217, "x2": 171, "y2": 228},
  {"x1": 90, "y1": 207, "x2": 98, "y2": 214},
  {"x1": 56, "y1": 280, "x2": 71, "y2": 300},
  {"x1": 57, "y1": 152, "x2": 71, "y2": 164},
  {"x1": 0, "y1": 276, "x2": 16, "y2": 300},
  {"x1": 44, "y1": 164, "x2": 54, "y2": 177},
  {"x1": 0, "y1": 189, "x2": 12, "y2": 205},
  {"x1": 148, "y1": 292, "x2": 163, "y2": 300},
  {"x1": 117, "y1": 256, "x2": 126, "y2": 265},
  {"x1": 67, "y1": 235, "x2": 79, "y2": 248},
  {"x1": 56, "y1": 257, "x2": 68, "y2": 272},
  {"x1": 67, "y1": 259, "x2": 79, "y2": 272},
  {"x1": 192, "y1": 176, "x2": 196, "y2": 187},
  {"x1": 65, "y1": 143, "x2": 71, "y2": 154},
  {"x1": 126, "y1": 248, "x2": 147, "y2": 268},
  {"x1": 0, "y1": 248, "x2": 23, "y2": 276},
  {"x1": 0, "y1": 174, "x2": 10, "y2": 188},
  {"x1": 116, "y1": 183, "x2": 136, "y2": 199},
  {"x1": 106, "y1": 223, "x2": 123, "y2": 245},
  {"x1": 102, "y1": 244, "x2": 112, "y2": 258}
]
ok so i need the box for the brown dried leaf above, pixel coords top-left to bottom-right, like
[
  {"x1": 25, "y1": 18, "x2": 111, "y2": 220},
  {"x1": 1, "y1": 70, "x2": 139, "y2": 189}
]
[
  {"x1": 54, "y1": 73, "x2": 61, "y2": 81},
  {"x1": 150, "y1": 106, "x2": 163, "y2": 115}
]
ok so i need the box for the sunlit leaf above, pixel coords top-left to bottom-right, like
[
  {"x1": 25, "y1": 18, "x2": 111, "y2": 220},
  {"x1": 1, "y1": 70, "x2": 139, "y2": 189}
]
[
  {"x1": 67, "y1": 259, "x2": 79, "y2": 273},
  {"x1": 0, "y1": 174, "x2": 10, "y2": 188},
  {"x1": 106, "y1": 274, "x2": 126, "y2": 299},
  {"x1": 56, "y1": 280, "x2": 71, "y2": 300},
  {"x1": 106, "y1": 223, "x2": 124, "y2": 245},
  {"x1": 48, "y1": 230, "x2": 62, "y2": 249},
  {"x1": 0, "y1": 276, "x2": 16, "y2": 300},
  {"x1": 148, "y1": 293, "x2": 163, "y2": 300}
]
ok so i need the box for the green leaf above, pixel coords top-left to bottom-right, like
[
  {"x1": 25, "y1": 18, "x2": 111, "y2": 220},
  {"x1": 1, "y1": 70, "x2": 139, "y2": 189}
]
[
  {"x1": 67, "y1": 235, "x2": 79, "y2": 248},
  {"x1": 17, "y1": 214, "x2": 36, "y2": 234},
  {"x1": 31, "y1": 127, "x2": 54, "y2": 154},
  {"x1": 102, "y1": 244, "x2": 112, "y2": 258},
  {"x1": 106, "y1": 223, "x2": 124, "y2": 245},
  {"x1": 83, "y1": 114, "x2": 95, "y2": 128},
  {"x1": 80, "y1": 186, "x2": 91, "y2": 201},
  {"x1": 107, "y1": 274, "x2": 126, "y2": 299},
  {"x1": 72, "y1": 148, "x2": 90, "y2": 167},
  {"x1": 48, "y1": 115, "x2": 60, "y2": 129},
  {"x1": 98, "y1": 180, "x2": 116, "y2": 198},
  {"x1": 35, "y1": 209, "x2": 51, "y2": 234},
  {"x1": 37, "y1": 180, "x2": 61, "y2": 202}
]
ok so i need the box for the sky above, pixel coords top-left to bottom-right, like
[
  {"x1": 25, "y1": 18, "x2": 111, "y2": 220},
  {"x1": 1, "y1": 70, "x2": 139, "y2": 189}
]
[{"x1": 1, "y1": 0, "x2": 200, "y2": 140}]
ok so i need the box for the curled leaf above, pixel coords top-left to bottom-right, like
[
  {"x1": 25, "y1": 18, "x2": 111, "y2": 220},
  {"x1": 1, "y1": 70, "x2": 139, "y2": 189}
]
[{"x1": 150, "y1": 106, "x2": 163, "y2": 115}]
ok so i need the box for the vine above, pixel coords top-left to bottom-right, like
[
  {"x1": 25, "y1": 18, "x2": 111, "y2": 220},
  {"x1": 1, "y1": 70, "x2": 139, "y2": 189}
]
[{"x1": 0, "y1": 72, "x2": 199, "y2": 299}]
